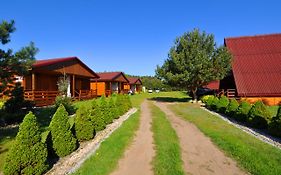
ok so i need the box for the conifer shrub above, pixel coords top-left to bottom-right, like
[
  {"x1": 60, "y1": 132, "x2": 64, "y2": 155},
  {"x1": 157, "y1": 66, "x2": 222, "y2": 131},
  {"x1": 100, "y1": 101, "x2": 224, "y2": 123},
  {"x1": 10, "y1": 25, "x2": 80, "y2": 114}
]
[
  {"x1": 269, "y1": 106, "x2": 281, "y2": 137},
  {"x1": 108, "y1": 97, "x2": 118, "y2": 119},
  {"x1": 74, "y1": 105, "x2": 95, "y2": 141},
  {"x1": 216, "y1": 96, "x2": 229, "y2": 113},
  {"x1": 225, "y1": 98, "x2": 239, "y2": 117},
  {"x1": 90, "y1": 99, "x2": 106, "y2": 131},
  {"x1": 49, "y1": 104, "x2": 77, "y2": 157},
  {"x1": 247, "y1": 101, "x2": 271, "y2": 129},
  {"x1": 234, "y1": 101, "x2": 251, "y2": 122},
  {"x1": 54, "y1": 96, "x2": 75, "y2": 115},
  {"x1": 99, "y1": 96, "x2": 112, "y2": 124},
  {"x1": 115, "y1": 94, "x2": 125, "y2": 116},
  {"x1": 125, "y1": 94, "x2": 132, "y2": 111},
  {"x1": 3, "y1": 112, "x2": 48, "y2": 175}
]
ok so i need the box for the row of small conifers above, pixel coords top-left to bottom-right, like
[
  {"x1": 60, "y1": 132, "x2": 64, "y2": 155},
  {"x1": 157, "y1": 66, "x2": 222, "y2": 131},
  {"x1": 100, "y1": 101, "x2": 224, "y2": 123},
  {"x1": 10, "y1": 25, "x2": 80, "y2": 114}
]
[
  {"x1": 202, "y1": 95, "x2": 281, "y2": 138},
  {"x1": 3, "y1": 95, "x2": 132, "y2": 175}
]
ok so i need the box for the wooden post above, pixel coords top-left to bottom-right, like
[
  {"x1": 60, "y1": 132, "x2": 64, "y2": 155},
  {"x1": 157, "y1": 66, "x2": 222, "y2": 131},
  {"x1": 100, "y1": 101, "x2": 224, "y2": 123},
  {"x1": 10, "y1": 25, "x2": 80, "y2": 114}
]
[
  {"x1": 95, "y1": 79, "x2": 98, "y2": 97},
  {"x1": 72, "y1": 75, "x2": 75, "y2": 97},
  {"x1": 32, "y1": 73, "x2": 35, "y2": 91},
  {"x1": 110, "y1": 82, "x2": 112, "y2": 96}
]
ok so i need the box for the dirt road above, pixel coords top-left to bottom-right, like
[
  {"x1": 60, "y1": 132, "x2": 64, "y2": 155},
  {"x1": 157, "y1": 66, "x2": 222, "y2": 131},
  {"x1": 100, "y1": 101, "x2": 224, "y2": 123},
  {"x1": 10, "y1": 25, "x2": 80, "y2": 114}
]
[
  {"x1": 154, "y1": 102, "x2": 247, "y2": 175},
  {"x1": 110, "y1": 100, "x2": 155, "y2": 175}
]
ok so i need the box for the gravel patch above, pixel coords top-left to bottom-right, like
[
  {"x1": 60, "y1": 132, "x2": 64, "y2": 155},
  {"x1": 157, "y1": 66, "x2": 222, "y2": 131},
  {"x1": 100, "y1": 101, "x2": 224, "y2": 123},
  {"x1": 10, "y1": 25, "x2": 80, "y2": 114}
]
[
  {"x1": 201, "y1": 107, "x2": 281, "y2": 149},
  {"x1": 45, "y1": 108, "x2": 138, "y2": 175}
]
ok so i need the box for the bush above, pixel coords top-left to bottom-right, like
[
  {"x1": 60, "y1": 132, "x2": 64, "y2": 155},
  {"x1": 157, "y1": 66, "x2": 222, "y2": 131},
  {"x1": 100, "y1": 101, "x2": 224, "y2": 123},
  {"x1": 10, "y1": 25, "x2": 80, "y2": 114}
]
[
  {"x1": 74, "y1": 105, "x2": 95, "y2": 141},
  {"x1": 225, "y1": 98, "x2": 239, "y2": 117},
  {"x1": 201, "y1": 95, "x2": 214, "y2": 103},
  {"x1": 3, "y1": 112, "x2": 48, "y2": 175},
  {"x1": 54, "y1": 96, "x2": 75, "y2": 115},
  {"x1": 234, "y1": 101, "x2": 251, "y2": 122},
  {"x1": 210, "y1": 96, "x2": 219, "y2": 111},
  {"x1": 269, "y1": 106, "x2": 281, "y2": 137},
  {"x1": 248, "y1": 101, "x2": 271, "y2": 129},
  {"x1": 216, "y1": 96, "x2": 229, "y2": 113},
  {"x1": 205, "y1": 95, "x2": 215, "y2": 109},
  {"x1": 115, "y1": 94, "x2": 132, "y2": 116},
  {"x1": 99, "y1": 96, "x2": 112, "y2": 124},
  {"x1": 49, "y1": 104, "x2": 77, "y2": 157},
  {"x1": 90, "y1": 99, "x2": 106, "y2": 131}
]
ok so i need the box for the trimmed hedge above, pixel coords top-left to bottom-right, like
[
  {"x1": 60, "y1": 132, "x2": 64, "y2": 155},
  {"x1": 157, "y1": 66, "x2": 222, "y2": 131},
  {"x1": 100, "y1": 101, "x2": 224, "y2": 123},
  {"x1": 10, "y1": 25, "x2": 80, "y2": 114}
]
[
  {"x1": 248, "y1": 101, "x2": 271, "y2": 129},
  {"x1": 99, "y1": 96, "x2": 112, "y2": 124},
  {"x1": 108, "y1": 97, "x2": 118, "y2": 119},
  {"x1": 75, "y1": 105, "x2": 95, "y2": 141},
  {"x1": 269, "y1": 106, "x2": 281, "y2": 137},
  {"x1": 3, "y1": 112, "x2": 48, "y2": 175},
  {"x1": 49, "y1": 104, "x2": 77, "y2": 157},
  {"x1": 210, "y1": 96, "x2": 219, "y2": 111}
]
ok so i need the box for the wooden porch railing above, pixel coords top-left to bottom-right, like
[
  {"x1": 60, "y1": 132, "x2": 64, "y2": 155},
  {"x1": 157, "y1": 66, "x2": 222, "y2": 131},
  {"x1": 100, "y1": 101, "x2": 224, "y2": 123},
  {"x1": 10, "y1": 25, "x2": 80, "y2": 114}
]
[
  {"x1": 217, "y1": 89, "x2": 236, "y2": 98},
  {"x1": 24, "y1": 90, "x2": 59, "y2": 107},
  {"x1": 105, "y1": 90, "x2": 112, "y2": 97},
  {"x1": 78, "y1": 89, "x2": 97, "y2": 100}
]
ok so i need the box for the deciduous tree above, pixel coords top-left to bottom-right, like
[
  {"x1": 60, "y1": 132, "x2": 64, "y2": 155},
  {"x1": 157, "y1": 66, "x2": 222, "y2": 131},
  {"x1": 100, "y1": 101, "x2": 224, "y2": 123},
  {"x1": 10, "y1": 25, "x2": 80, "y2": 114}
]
[{"x1": 156, "y1": 29, "x2": 231, "y2": 100}]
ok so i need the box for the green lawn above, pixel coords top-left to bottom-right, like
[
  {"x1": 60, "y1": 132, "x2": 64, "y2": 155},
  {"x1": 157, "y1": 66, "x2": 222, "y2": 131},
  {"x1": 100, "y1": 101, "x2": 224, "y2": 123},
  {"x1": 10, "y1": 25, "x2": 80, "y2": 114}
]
[
  {"x1": 150, "y1": 102, "x2": 184, "y2": 175},
  {"x1": 170, "y1": 103, "x2": 281, "y2": 175}
]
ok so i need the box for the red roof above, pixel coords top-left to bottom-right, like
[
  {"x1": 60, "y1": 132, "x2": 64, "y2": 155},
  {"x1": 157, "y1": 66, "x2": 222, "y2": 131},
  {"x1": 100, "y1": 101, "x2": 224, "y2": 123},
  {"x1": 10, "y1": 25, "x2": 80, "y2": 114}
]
[
  {"x1": 225, "y1": 34, "x2": 281, "y2": 97},
  {"x1": 97, "y1": 72, "x2": 129, "y2": 82},
  {"x1": 127, "y1": 77, "x2": 142, "y2": 85},
  {"x1": 33, "y1": 57, "x2": 99, "y2": 78},
  {"x1": 204, "y1": 80, "x2": 220, "y2": 90}
]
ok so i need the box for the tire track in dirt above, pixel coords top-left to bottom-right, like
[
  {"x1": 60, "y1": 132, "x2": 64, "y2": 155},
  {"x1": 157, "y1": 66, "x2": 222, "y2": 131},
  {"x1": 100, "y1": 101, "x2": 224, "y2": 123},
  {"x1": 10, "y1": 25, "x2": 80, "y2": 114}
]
[
  {"x1": 110, "y1": 100, "x2": 155, "y2": 175},
  {"x1": 154, "y1": 101, "x2": 247, "y2": 175}
]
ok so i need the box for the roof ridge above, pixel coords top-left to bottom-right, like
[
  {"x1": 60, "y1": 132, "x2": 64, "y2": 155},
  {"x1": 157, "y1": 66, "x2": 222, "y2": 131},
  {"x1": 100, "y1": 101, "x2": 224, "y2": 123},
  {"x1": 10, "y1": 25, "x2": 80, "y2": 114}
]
[{"x1": 225, "y1": 33, "x2": 281, "y2": 40}]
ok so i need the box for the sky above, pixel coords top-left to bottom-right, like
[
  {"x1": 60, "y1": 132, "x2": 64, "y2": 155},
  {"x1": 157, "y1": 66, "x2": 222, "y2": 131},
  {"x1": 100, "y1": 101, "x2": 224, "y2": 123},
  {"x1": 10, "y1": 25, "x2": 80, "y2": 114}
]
[{"x1": 1, "y1": 0, "x2": 280, "y2": 76}]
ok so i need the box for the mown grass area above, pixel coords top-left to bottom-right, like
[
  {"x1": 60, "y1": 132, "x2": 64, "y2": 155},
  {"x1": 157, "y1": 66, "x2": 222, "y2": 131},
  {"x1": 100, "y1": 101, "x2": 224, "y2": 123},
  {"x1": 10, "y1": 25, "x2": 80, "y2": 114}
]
[
  {"x1": 150, "y1": 102, "x2": 184, "y2": 175},
  {"x1": 170, "y1": 103, "x2": 281, "y2": 175},
  {"x1": 72, "y1": 110, "x2": 140, "y2": 175}
]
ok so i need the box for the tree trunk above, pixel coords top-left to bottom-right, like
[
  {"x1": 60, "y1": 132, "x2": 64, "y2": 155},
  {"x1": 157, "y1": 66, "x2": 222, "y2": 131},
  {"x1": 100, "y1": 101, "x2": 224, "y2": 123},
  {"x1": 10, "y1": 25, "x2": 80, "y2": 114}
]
[{"x1": 191, "y1": 87, "x2": 198, "y2": 102}]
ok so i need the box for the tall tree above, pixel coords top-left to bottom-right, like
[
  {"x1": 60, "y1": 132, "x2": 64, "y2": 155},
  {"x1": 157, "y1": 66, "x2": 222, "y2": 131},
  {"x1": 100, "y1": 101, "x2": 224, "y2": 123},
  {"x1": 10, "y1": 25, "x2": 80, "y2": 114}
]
[
  {"x1": 0, "y1": 20, "x2": 38, "y2": 96},
  {"x1": 156, "y1": 29, "x2": 232, "y2": 100}
]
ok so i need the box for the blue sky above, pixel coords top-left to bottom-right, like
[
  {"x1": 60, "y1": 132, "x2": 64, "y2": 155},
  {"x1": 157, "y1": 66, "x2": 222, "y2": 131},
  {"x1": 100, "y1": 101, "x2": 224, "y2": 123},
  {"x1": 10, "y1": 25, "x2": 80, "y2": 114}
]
[{"x1": 1, "y1": 0, "x2": 280, "y2": 76}]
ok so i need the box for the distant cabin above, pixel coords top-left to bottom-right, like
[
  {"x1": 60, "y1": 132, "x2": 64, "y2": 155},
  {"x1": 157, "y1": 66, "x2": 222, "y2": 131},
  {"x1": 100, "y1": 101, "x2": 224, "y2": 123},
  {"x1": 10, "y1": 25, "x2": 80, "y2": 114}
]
[
  {"x1": 127, "y1": 77, "x2": 142, "y2": 94},
  {"x1": 91, "y1": 72, "x2": 130, "y2": 96},
  {"x1": 212, "y1": 34, "x2": 281, "y2": 105},
  {"x1": 23, "y1": 57, "x2": 99, "y2": 106}
]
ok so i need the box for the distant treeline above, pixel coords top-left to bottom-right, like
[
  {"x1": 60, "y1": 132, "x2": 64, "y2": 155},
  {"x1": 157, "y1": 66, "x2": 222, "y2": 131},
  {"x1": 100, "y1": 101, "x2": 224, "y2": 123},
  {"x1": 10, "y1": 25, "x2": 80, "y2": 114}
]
[{"x1": 126, "y1": 75, "x2": 184, "y2": 91}]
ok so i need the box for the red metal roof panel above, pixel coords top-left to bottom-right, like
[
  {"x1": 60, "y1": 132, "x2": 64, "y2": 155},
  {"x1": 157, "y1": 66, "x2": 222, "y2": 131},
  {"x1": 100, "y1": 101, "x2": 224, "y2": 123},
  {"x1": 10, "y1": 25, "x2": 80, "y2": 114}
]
[{"x1": 225, "y1": 34, "x2": 281, "y2": 97}]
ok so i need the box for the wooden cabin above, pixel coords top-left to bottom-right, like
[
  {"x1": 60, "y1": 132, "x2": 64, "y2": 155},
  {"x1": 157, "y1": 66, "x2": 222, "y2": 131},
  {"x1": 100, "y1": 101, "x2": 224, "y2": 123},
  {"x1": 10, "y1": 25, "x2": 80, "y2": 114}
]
[
  {"x1": 23, "y1": 57, "x2": 99, "y2": 106},
  {"x1": 91, "y1": 72, "x2": 129, "y2": 96},
  {"x1": 127, "y1": 77, "x2": 142, "y2": 94},
  {"x1": 217, "y1": 34, "x2": 281, "y2": 105}
]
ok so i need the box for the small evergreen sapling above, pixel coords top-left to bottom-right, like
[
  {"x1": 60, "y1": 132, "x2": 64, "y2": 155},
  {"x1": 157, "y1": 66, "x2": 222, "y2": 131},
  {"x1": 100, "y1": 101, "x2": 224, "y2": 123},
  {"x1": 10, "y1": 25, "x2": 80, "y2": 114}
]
[
  {"x1": 75, "y1": 105, "x2": 95, "y2": 141},
  {"x1": 3, "y1": 112, "x2": 48, "y2": 175},
  {"x1": 99, "y1": 96, "x2": 111, "y2": 124},
  {"x1": 49, "y1": 104, "x2": 77, "y2": 157},
  {"x1": 269, "y1": 106, "x2": 281, "y2": 137},
  {"x1": 108, "y1": 97, "x2": 118, "y2": 119}
]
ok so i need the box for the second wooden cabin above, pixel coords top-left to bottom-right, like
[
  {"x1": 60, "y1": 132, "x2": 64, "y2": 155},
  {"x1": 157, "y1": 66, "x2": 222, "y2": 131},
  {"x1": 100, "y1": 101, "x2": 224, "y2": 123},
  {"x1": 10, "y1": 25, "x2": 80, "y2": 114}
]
[{"x1": 91, "y1": 72, "x2": 130, "y2": 96}]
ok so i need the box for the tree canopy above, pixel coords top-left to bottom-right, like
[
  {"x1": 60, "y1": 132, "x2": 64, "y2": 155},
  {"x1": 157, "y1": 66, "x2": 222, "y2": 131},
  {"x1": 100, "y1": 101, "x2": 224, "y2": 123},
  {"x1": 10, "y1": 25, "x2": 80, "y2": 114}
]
[
  {"x1": 0, "y1": 20, "x2": 38, "y2": 96},
  {"x1": 156, "y1": 29, "x2": 232, "y2": 99}
]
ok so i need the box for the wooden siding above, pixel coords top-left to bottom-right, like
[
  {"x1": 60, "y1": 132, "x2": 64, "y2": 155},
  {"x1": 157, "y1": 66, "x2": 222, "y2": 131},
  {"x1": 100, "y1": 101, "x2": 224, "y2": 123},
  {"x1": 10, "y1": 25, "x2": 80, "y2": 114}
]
[
  {"x1": 34, "y1": 59, "x2": 96, "y2": 78},
  {"x1": 241, "y1": 97, "x2": 281, "y2": 106}
]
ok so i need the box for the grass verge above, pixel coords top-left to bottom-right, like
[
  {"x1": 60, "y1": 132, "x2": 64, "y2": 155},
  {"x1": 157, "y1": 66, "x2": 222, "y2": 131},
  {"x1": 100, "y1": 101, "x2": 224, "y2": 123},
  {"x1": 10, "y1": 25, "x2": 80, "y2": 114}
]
[
  {"x1": 72, "y1": 110, "x2": 140, "y2": 175},
  {"x1": 150, "y1": 102, "x2": 185, "y2": 175},
  {"x1": 170, "y1": 103, "x2": 281, "y2": 175}
]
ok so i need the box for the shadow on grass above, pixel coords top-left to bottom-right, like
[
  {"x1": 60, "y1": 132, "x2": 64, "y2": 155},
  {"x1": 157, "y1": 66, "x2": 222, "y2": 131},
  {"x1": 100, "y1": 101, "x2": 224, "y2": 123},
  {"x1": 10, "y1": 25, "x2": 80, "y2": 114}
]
[
  {"x1": 149, "y1": 97, "x2": 192, "y2": 103},
  {"x1": 0, "y1": 126, "x2": 19, "y2": 144}
]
